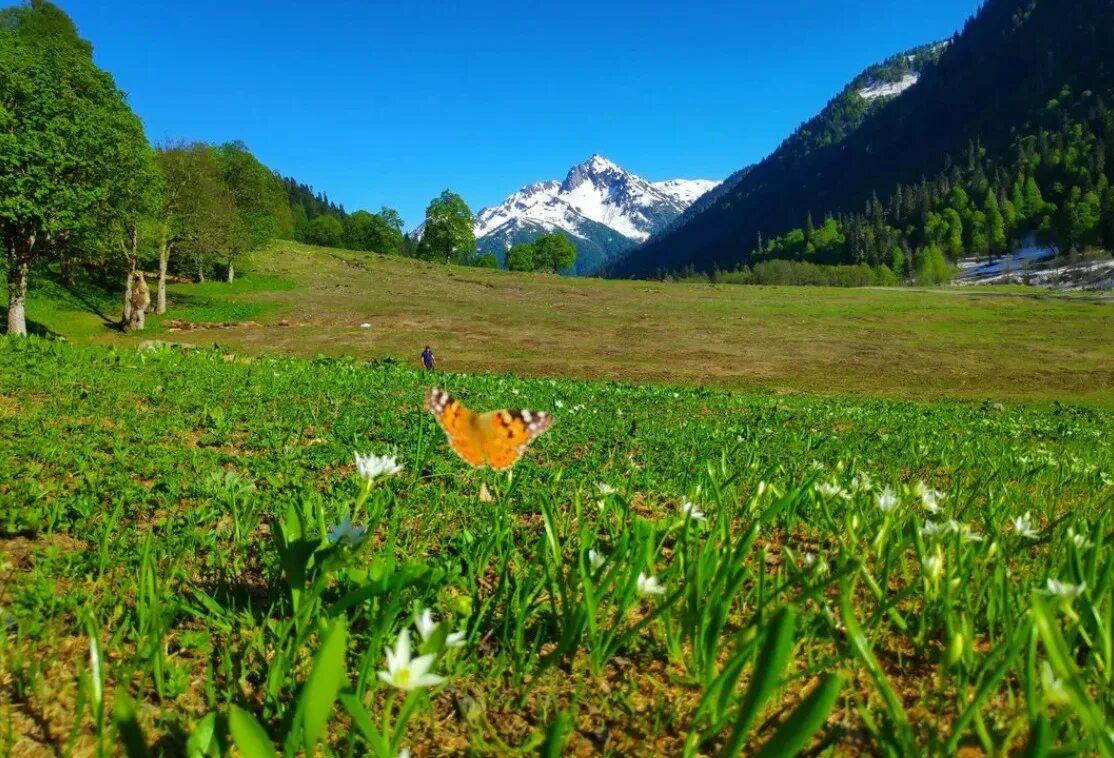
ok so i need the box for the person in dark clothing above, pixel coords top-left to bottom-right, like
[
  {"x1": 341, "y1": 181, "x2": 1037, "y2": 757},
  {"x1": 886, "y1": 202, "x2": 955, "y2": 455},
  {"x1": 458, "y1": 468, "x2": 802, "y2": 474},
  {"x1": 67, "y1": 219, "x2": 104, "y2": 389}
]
[{"x1": 421, "y1": 346, "x2": 435, "y2": 370}]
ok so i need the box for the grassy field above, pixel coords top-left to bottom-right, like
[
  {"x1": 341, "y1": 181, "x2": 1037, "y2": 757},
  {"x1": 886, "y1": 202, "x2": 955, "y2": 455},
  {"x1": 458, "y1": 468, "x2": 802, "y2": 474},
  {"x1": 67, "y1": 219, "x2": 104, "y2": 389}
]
[
  {"x1": 7, "y1": 241, "x2": 1114, "y2": 405},
  {"x1": 1, "y1": 338, "x2": 1112, "y2": 755}
]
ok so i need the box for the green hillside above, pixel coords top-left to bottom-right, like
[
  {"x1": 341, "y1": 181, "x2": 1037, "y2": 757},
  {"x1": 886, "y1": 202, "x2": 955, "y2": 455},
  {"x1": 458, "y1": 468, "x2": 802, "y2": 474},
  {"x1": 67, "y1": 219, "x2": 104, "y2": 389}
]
[
  {"x1": 610, "y1": 0, "x2": 1114, "y2": 278},
  {"x1": 5, "y1": 242, "x2": 1113, "y2": 405}
]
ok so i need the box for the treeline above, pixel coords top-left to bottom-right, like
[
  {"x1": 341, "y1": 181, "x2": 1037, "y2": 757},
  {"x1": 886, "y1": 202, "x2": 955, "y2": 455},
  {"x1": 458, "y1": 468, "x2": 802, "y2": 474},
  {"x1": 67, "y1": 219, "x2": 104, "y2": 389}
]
[
  {"x1": 754, "y1": 87, "x2": 1114, "y2": 281},
  {"x1": 668, "y1": 258, "x2": 922, "y2": 285}
]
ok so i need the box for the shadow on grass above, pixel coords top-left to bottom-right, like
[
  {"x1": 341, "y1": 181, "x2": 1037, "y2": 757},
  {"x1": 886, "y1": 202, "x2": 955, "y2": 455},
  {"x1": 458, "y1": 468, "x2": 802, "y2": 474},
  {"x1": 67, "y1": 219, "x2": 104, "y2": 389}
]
[{"x1": 0, "y1": 309, "x2": 62, "y2": 338}]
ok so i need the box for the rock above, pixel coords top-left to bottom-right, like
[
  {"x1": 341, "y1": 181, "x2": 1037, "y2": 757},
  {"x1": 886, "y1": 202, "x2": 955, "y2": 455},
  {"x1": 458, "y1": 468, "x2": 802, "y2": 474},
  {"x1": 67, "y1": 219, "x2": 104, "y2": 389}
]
[
  {"x1": 138, "y1": 340, "x2": 198, "y2": 351},
  {"x1": 360, "y1": 322, "x2": 372, "y2": 328}
]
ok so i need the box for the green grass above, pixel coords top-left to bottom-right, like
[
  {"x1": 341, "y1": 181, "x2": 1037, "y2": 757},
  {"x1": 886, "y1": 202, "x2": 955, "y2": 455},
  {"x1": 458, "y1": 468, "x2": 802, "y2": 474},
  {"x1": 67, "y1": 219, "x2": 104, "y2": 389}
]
[
  {"x1": 1, "y1": 337, "x2": 1112, "y2": 755},
  {"x1": 6, "y1": 242, "x2": 1113, "y2": 405}
]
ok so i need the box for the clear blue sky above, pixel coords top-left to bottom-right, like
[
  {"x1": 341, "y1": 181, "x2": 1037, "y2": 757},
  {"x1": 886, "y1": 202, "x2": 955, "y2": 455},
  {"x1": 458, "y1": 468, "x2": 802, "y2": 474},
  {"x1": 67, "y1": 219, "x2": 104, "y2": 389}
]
[{"x1": 60, "y1": 0, "x2": 981, "y2": 230}]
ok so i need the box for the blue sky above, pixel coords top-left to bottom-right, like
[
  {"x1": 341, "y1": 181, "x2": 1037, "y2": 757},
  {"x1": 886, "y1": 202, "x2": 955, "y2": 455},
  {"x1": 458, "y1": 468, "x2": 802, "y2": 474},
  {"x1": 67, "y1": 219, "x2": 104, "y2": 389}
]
[{"x1": 61, "y1": 0, "x2": 981, "y2": 229}]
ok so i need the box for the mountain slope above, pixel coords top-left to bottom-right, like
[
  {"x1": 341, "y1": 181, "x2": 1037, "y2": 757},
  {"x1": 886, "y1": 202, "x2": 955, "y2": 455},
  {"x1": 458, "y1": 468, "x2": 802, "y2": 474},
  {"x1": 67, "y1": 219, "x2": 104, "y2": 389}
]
[
  {"x1": 607, "y1": 0, "x2": 1114, "y2": 278},
  {"x1": 471, "y1": 155, "x2": 718, "y2": 274}
]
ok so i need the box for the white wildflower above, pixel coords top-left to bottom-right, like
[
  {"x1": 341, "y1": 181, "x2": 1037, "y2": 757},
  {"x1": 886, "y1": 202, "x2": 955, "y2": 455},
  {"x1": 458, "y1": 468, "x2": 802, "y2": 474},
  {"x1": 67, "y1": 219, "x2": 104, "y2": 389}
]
[
  {"x1": 326, "y1": 516, "x2": 367, "y2": 547},
  {"x1": 636, "y1": 572, "x2": 665, "y2": 596},
  {"x1": 815, "y1": 481, "x2": 850, "y2": 500},
  {"x1": 1011, "y1": 512, "x2": 1040, "y2": 540},
  {"x1": 588, "y1": 549, "x2": 606, "y2": 571},
  {"x1": 920, "y1": 520, "x2": 947, "y2": 540},
  {"x1": 875, "y1": 487, "x2": 898, "y2": 513},
  {"x1": 594, "y1": 482, "x2": 617, "y2": 496},
  {"x1": 354, "y1": 452, "x2": 403, "y2": 483},
  {"x1": 680, "y1": 500, "x2": 706, "y2": 522},
  {"x1": 554, "y1": 399, "x2": 564, "y2": 408},
  {"x1": 377, "y1": 630, "x2": 444, "y2": 690},
  {"x1": 1040, "y1": 662, "x2": 1069, "y2": 706},
  {"x1": 914, "y1": 482, "x2": 946, "y2": 513},
  {"x1": 851, "y1": 473, "x2": 873, "y2": 492},
  {"x1": 922, "y1": 553, "x2": 944, "y2": 581},
  {"x1": 1044, "y1": 579, "x2": 1086, "y2": 599},
  {"x1": 1067, "y1": 528, "x2": 1093, "y2": 550}
]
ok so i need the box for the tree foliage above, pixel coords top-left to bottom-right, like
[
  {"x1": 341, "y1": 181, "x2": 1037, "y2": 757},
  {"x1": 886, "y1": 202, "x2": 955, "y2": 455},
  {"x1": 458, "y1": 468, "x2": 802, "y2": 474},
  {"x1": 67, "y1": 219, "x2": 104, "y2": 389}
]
[
  {"x1": 1, "y1": 0, "x2": 153, "y2": 334},
  {"x1": 417, "y1": 190, "x2": 474, "y2": 264}
]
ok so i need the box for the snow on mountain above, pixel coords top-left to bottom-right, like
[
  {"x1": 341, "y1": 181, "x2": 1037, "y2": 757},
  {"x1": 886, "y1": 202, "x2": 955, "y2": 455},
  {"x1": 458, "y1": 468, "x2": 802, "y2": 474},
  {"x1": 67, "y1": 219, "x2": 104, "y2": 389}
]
[
  {"x1": 408, "y1": 155, "x2": 719, "y2": 274},
  {"x1": 652, "y1": 179, "x2": 721, "y2": 206},
  {"x1": 857, "y1": 73, "x2": 920, "y2": 101},
  {"x1": 471, "y1": 155, "x2": 719, "y2": 273}
]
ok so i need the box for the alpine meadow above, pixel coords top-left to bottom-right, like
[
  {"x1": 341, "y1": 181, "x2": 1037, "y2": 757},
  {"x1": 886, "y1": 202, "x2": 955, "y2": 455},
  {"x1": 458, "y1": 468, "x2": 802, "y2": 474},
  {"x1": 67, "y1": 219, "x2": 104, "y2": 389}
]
[{"x1": 2, "y1": 2, "x2": 1114, "y2": 757}]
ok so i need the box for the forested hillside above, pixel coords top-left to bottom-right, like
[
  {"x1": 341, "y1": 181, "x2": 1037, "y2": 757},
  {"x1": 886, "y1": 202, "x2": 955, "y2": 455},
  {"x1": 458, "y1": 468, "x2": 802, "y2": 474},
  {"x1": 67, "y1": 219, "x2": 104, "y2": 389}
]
[{"x1": 606, "y1": 0, "x2": 1114, "y2": 279}]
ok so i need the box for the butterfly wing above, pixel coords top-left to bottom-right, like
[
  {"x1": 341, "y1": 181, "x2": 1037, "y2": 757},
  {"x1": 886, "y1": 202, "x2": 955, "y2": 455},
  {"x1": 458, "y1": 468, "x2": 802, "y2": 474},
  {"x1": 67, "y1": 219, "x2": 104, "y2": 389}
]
[
  {"x1": 480, "y1": 409, "x2": 554, "y2": 471},
  {"x1": 425, "y1": 387, "x2": 486, "y2": 468}
]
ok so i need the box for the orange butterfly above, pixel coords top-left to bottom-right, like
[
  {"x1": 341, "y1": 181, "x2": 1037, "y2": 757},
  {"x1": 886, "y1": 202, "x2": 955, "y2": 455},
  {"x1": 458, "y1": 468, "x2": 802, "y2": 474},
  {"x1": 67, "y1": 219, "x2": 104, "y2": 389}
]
[{"x1": 425, "y1": 387, "x2": 554, "y2": 470}]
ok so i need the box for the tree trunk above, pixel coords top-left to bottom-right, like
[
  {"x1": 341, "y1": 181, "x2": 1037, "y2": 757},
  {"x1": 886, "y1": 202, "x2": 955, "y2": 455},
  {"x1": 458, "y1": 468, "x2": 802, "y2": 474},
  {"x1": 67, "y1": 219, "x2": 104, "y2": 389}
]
[
  {"x1": 6, "y1": 239, "x2": 30, "y2": 337},
  {"x1": 60, "y1": 253, "x2": 75, "y2": 287},
  {"x1": 125, "y1": 271, "x2": 149, "y2": 332},
  {"x1": 156, "y1": 241, "x2": 169, "y2": 314},
  {"x1": 122, "y1": 226, "x2": 138, "y2": 328},
  {"x1": 226, "y1": 260, "x2": 235, "y2": 283},
  {"x1": 197, "y1": 261, "x2": 205, "y2": 283},
  {"x1": 122, "y1": 269, "x2": 134, "y2": 326}
]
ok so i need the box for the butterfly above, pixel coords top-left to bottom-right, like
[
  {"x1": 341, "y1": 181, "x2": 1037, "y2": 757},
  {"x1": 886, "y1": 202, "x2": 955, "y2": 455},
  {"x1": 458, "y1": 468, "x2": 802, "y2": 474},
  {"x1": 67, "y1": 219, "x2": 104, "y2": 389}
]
[{"x1": 425, "y1": 387, "x2": 553, "y2": 470}]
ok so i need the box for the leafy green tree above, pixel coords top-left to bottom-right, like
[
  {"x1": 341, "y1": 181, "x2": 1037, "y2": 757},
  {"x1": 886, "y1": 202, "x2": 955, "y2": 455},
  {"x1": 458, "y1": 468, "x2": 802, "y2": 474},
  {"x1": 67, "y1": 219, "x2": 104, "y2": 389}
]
[
  {"x1": 942, "y1": 209, "x2": 965, "y2": 258},
  {"x1": 153, "y1": 143, "x2": 232, "y2": 310},
  {"x1": 473, "y1": 252, "x2": 499, "y2": 269},
  {"x1": 1052, "y1": 186, "x2": 1101, "y2": 252},
  {"x1": 416, "y1": 191, "x2": 474, "y2": 264},
  {"x1": 0, "y1": 1, "x2": 152, "y2": 335},
  {"x1": 344, "y1": 207, "x2": 404, "y2": 254},
  {"x1": 505, "y1": 243, "x2": 535, "y2": 271},
  {"x1": 307, "y1": 215, "x2": 344, "y2": 248},
  {"x1": 983, "y1": 190, "x2": 1007, "y2": 257},
  {"x1": 532, "y1": 233, "x2": 578, "y2": 273},
  {"x1": 214, "y1": 142, "x2": 291, "y2": 281}
]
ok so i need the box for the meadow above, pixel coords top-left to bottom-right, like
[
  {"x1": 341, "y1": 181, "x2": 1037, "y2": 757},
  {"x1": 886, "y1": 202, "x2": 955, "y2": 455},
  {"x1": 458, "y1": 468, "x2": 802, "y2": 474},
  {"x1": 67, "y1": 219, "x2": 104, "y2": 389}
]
[
  {"x1": 1, "y1": 336, "x2": 1112, "y2": 755},
  {"x1": 7, "y1": 242, "x2": 1114, "y2": 405}
]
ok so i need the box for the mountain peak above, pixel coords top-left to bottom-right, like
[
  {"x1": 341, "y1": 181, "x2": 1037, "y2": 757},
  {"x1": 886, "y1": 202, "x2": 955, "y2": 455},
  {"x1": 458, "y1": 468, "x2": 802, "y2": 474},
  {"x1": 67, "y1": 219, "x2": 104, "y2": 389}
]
[{"x1": 473, "y1": 156, "x2": 720, "y2": 274}]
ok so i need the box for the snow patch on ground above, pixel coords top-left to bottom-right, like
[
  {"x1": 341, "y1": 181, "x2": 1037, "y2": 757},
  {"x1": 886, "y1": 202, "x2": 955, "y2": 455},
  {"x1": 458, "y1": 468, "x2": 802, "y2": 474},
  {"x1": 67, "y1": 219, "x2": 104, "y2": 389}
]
[{"x1": 955, "y1": 243, "x2": 1114, "y2": 290}]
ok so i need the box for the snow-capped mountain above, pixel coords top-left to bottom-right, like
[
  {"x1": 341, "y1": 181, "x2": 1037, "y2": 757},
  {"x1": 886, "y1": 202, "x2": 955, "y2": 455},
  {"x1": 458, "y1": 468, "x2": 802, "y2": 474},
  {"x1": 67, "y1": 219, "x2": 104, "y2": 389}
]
[{"x1": 472, "y1": 155, "x2": 719, "y2": 274}]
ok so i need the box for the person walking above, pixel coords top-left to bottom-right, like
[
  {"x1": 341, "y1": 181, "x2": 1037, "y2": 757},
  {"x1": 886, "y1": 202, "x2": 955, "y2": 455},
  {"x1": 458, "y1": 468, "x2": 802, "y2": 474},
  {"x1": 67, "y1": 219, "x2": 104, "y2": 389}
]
[{"x1": 421, "y1": 345, "x2": 435, "y2": 371}]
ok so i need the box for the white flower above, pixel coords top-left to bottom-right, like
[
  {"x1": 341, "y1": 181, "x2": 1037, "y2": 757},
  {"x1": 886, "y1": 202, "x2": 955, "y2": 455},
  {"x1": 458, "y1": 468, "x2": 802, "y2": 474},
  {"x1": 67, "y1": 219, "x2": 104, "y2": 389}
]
[
  {"x1": 814, "y1": 481, "x2": 850, "y2": 500},
  {"x1": 945, "y1": 520, "x2": 983, "y2": 543},
  {"x1": 398, "y1": 749, "x2": 411, "y2": 758},
  {"x1": 594, "y1": 482, "x2": 617, "y2": 496},
  {"x1": 960, "y1": 525, "x2": 984, "y2": 543},
  {"x1": 875, "y1": 487, "x2": 898, "y2": 513},
  {"x1": 920, "y1": 520, "x2": 947, "y2": 539},
  {"x1": 680, "y1": 500, "x2": 706, "y2": 522},
  {"x1": 799, "y1": 551, "x2": 829, "y2": 575},
  {"x1": 810, "y1": 460, "x2": 825, "y2": 470},
  {"x1": 415, "y1": 608, "x2": 437, "y2": 641},
  {"x1": 1011, "y1": 512, "x2": 1039, "y2": 539},
  {"x1": 377, "y1": 630, "x2": 444, "y2": 690},
  {"x1": 636, "y1": 572, "x2": 665, "y2": 596},
  {"x1": 1044, "y1": 579, "x2": 1086, "y2": 599},
  {"x1": 915, "y1": 482, "x2": 946, "y2": 514},
  {"x1": 922, "y1": 554, "x2": 944, "y2": 580},
  {"x1": 354, "y1": 452, "x2": 403, "y2": 483},
  {"x1": 588, "y1": 549, "x2": 606, "y2": 571},
  {"x1": 850, "y1": 473, "x2": 873, "y2": 492},
  {"x1": 554, "y1": 399, "x2": 564, "y2": 408},
  {"x1": 1067, "y1": 528, "x2": 1093, "y2": 550},
  {"x1": 326, "y1": 516, "x2": 367, "y2": 547},
  {"x1": 1040, "y1": 662, "x2": 1069, "y2": 706},
  {"x1": 415, "y1": 609, "x2": 466, "y2": 649}
]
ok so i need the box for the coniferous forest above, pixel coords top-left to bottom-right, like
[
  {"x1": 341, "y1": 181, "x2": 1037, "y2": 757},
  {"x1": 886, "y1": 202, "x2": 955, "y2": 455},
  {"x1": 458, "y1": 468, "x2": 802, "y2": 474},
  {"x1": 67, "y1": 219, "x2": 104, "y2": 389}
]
[{"x1": 606, "y1": 0, "x2": 1114, "y2": 280}]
